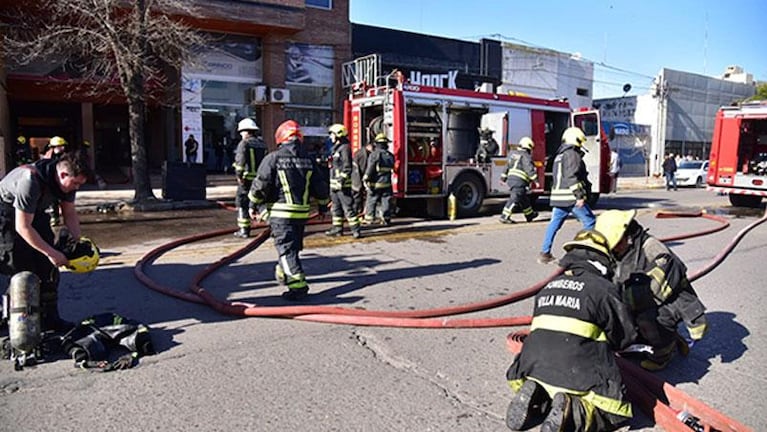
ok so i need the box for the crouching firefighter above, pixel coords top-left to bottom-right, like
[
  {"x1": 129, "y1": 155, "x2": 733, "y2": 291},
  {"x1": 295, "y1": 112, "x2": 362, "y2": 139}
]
[
  {"x1": 596, "y1": 209, "x2": 708, "y2": 371},
  {"x1": 499, "y1": 136, "x2": 539, "y2": 224},
  {"x1": 248, "y1": 120, "x2": 329, "y2": 301},
  {"x1": 61, "y1": 312, "x2": 155, "y2": 371},
  {"x1": 233, "y1": 118, "x2": 268, "y2": 238},
  {"x1": 506, "y1": 230, "x2": 636, "y2": 432}
]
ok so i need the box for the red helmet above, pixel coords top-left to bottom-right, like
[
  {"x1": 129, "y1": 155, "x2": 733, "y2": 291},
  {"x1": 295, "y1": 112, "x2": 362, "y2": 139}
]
[{"x1": 274, "y1": 120, "x2": 303, "y2": 145}]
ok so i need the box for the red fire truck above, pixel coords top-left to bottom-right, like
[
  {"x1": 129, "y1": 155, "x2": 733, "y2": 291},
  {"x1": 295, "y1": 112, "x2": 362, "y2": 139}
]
[
  {"x1": 342, "y1": 57, "x2": 610, "y2": 218},
  {"x1": 707, "y1": 100, "x2": 767, "y2": 207}
]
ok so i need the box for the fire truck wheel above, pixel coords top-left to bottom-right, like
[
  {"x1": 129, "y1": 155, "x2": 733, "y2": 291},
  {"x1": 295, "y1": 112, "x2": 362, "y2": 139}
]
[
  {"x1": 729, "y1": 194, "x2": 762, "y2": 208},
  {"x1": 451, "y1": 173, "x2": 484, "y2": 217}
]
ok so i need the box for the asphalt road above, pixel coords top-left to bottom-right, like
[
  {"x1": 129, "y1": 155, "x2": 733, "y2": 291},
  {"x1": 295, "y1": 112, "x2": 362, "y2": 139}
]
[{"x1": 1, "y1": 187, "x2": 764, "y2": 432}]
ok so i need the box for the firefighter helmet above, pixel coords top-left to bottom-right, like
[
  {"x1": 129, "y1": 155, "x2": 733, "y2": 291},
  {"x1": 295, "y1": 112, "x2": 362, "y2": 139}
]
[
  {"x1": 237, "y1": 118, "x2": 260, "y2": 133},
  {"x1": 17, "y1": 136, "x2": 27, "y2": 145},
  {"x1": 563, "y1": 229, "x2": 611, "y2": 257},
  {"x1": 82, "y1": 140, "x2": 91, "y2": 148},
  {"x1": 64, "y1": 237, "x2": 100, "y2": 274},
  {"x1": 374, "y1": 133, "x2": 389, "y2": 147},
  {"x1": 274, "y1": 120, "x2": 302, "y2": 145},
  {"x1": 519, "y1": 137, "x2": 534, "y2": 151},
  {"x1": 49, "y1": 136, "x2": 68, "y2": 148},
  {"x1": 328, "y1": 123, "x2": 347, "y2": 137},
  {"x1": 562, "y1": 127, "x2": 587, "y2": 149},
  {"x1": 594, "y1": 209, "x2": 637, "y2": 250}
]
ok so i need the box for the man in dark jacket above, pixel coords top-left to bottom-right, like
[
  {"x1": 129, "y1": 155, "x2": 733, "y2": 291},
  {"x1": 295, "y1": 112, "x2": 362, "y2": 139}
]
[
  {"x1": 539, "y1": 127, "x2": 596, "y2": 264},
  {"x1": 232, "y1": 118, "x2": 268, "y2": 238},
  {"x1": 363, "y1": 133, "x2": 395, "y2": 226},
  {"x1": 248, "y1": 120, "x2": 329, "y2": 301},
  {"x1": 325, "y1": 123, "x2": 361, "y2": 239},
  {"x1": 351, "y1": 140, "x2": 373, "y2": 216},
  {"x1": 499, "y1": 136, "x2": 539, "y2": 224},
  {"x1": 0, "y1": 152, "x2": 90, "y2": 331},
  {"x1": 506, "y1": 230, "x2": 636, "y2": 432},
  {"x1": 596, "y1": 209, "x2": 707, "y2": 370},
  {"x1": 662, "y1": 153, "x2": 678, "y2": 191}
]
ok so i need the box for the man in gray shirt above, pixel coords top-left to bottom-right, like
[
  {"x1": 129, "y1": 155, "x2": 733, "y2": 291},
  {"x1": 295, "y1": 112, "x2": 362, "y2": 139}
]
[{"x1": 0, "y1": 152, "x2": 90, "y2": 331}]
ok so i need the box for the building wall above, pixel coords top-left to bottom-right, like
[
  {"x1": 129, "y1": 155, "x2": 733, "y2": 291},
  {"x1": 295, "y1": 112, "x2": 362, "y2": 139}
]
[{"x1": 499, "y1": 43, "x2": 594, "y2": 109}]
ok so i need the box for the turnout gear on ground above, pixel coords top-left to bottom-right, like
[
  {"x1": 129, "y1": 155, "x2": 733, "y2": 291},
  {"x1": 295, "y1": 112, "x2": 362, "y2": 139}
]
[
  {"x1": 599, "y1": 213, "x2": 708, "y2": 370},
  {"x1": 327, "y1": 132, "x2": 360, "y2": 237},
  {"x1": 363, "y1": 135, "x2": 395, "y2": 225},
  {"x1": 248, "y1": 123, "x2": 329, "y2": 299},
  {"x1": 506, "y1": 232, "x2": 636, "y2": 431},
  {"x1": 500, "y1": 137, "x2": 538, "y2": 223},
  {"x1": 61, "y1": 313, "x2": 155, "y2": 371},
  {"x1": 0, "y1": 158, "x2": 82, "y2": 332},
  {"x1": 233, "y1": 133, "x2": 267, "y2": 238}
]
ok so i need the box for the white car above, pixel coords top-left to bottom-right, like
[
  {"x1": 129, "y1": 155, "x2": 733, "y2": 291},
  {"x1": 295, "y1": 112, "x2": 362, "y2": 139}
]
[{"x1": 675, "y1": 160, "x2": 709, "y2": 187}]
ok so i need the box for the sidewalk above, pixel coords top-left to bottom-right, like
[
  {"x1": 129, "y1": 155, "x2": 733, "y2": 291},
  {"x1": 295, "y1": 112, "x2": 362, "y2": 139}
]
[{"x1": 75, "y1": 173, "x2": 665, "y2": 213}]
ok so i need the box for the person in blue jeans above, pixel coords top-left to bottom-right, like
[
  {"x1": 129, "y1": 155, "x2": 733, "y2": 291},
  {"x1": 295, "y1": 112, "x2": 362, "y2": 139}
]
[
  {"x1": 539, "y1": 127, "x2": 596, "y2": 264},
  {"x1": 662, "y1": 153, "x2": 678, "y2": 191}
]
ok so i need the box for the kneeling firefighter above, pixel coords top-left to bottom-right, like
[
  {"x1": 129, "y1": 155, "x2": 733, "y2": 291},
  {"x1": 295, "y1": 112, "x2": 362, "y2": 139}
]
[
  {"x1": 248, "y1": 120, "x2": 329, "y2": 301},
  {"x1": 506, "y1": 230, "x2": 636, "y2": 432},
  {"x1": 595, "y1": 209, "x2": 708, "y2": 370}
]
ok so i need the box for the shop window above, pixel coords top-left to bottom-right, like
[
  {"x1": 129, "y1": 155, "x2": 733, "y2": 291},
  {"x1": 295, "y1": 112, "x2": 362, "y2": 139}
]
[
  {"x1": 576, "y1": 88, "x2": 589, "y2": 97},
  {"x1": 306, "y1": 0, "x2": 332, "y2": 9},
  {"x1": 284, "y1": 108, "x2": 333, "y2": 137},
  {"x1": 286, "y1": 83, "x2": 333, "y2": 107}
]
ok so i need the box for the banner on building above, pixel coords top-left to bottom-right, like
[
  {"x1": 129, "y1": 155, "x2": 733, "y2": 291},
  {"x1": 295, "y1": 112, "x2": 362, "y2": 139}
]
[
  {"x1": 286, "y1": 43, "x2": 334, "y2": 85},
  {"x1": 181, "y1": 76, "x2": 203, "y2": 163}
]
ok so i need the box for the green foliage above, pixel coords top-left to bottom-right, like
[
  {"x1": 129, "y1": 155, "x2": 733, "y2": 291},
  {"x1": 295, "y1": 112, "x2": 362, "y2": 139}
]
[{"x1": 746, "y1": 82, "x2": 767, "y2": 102}]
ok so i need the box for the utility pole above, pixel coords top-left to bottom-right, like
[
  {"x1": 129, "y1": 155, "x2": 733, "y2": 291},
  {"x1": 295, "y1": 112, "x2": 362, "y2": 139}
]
[{"x1": 651, "y1": 72, "x2": 669, "y2": 176}]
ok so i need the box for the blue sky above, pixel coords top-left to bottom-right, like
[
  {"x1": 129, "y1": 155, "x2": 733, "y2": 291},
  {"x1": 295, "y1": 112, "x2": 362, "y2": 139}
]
[{"x1": 350, "y1": 0, "x2": 767, "y2": 99}]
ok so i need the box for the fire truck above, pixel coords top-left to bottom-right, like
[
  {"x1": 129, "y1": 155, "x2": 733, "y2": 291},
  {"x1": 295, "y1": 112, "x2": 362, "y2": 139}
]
[
  {"x1": 342, "y1": 55, "x2": 610, "y2": 218},
  {"x1": 707, "y1": 100, "x2": 767, "y2": 208}
]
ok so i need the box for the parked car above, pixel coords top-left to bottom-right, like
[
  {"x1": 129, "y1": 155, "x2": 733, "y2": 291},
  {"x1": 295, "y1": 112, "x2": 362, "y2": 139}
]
[{"x1": 676, "y1": 160, "x2": 709, "y2": 187}]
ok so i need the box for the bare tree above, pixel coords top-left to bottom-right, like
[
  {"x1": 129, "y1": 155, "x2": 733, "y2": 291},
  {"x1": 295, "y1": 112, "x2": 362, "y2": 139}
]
[{"x1": 1, "y1": 0, "x2": 207, "y2": 203}]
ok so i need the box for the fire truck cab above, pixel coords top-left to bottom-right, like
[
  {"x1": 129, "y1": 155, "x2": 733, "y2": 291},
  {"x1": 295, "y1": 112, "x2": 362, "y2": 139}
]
[
  {"x1": 343, "y1": 56, "x2": 609, "y2": 218},
  {"x1": 707, "y1": 100, "x2": 767, "y2": 208}
]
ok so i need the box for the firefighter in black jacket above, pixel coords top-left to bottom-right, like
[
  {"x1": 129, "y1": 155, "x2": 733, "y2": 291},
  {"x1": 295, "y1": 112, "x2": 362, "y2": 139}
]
[
  {"x1": 363, "y1": 133, "x2": 395, "y2": 226},
  {"x1": 325, "y1": 124, "x2": 361, "y2": 239},
  {"x1": 596, "y1": 209, "x2": 708, "y2": 370},
  {"x1": 248, "y1": 120, "x2": 329, "y2": 301},
  {"x1": 351, "y1": 140, "x2": 373, "y2": 216},
  {"x1": 499, "y1": 136, "x2": 539, "y2": 224},
  {"x1": 506, "y1": 229, "x2": 636, "y2": 432},
  {"x1": 233, "y1": 118, "x2": 267, "y2": 238}
]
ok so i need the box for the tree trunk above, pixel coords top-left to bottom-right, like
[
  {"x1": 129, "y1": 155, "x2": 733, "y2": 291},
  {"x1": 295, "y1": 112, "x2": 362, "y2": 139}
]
[{"x1": 128, "y1": 73, "x2": 155, "y2": 203}]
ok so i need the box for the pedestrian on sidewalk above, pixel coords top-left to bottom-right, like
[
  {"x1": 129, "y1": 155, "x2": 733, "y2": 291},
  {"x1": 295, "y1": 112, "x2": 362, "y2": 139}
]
[
  {"x1": 609, "y1": 148, "x2": 621, "y2": 194},
  {"x1": 662, "y1": 153, "x2": 677, "y2": 191}
]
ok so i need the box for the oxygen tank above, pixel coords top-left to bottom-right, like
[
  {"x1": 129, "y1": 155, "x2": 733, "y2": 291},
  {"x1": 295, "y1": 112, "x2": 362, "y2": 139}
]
[
  {"x1": 8, "y1": 272, "x2": 42, "y2": 358},
  {"x1": 447, "y1": 193, "x2": 457, "y2": 220}
]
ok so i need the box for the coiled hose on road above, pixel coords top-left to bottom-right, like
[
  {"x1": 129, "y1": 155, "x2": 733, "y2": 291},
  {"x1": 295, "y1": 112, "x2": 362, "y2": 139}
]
[{"x1": 134, "y1": 208, "x2": 767, "y2": 327}]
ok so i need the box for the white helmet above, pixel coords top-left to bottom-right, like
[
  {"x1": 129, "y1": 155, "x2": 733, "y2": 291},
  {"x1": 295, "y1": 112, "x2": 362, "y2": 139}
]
[
  {"x1": 562, "y1": 127, "x2": 587, "y2": 149},
  {"x1": 237, "y1": 118, "x2": 260, "y2": 133},
  {"x1": 519, "y1": 137, "x2": 534, "y2": 151}
]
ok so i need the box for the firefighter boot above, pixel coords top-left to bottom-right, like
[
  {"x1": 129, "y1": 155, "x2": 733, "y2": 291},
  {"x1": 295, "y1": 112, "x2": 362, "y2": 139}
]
[
  {"x1": 281, "y1": 287, "x2": 309, "y2": 301},
  {"x1": 325, "y1": 226, "x2": 343, "y2": 237},
  {"x1": 274, "y1": 264, "x2": 287, "y2": 285},
  {"x1": 351, "y1": 226, "x2": 362, "y2": 239},
  {"x1": 525, "y1": 211, "x2": 539, "y2": 223},
  {"x1": 540, "y1": 393, "x2": 573, "y2": 432},
  {"x1": 40, "y1": 299, "x2": 74, "y2": 334},
  {"x1": 506, "y1": 380, "x2": 550, "y2": 431},
  {"x1": 233, "y1": 227, "x2": 250, "y2": 239}
]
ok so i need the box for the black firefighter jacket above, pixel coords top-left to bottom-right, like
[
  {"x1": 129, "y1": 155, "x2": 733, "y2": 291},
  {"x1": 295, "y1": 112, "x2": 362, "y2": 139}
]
[
  {"x1": 233, "y1": 136, "x2": 267, "y2": 181},
  {"x1": 364, "y1": 147, "x2": 395, "y2": 191},
  {"x1": 329, "y1": 138, "x2": 353, "y2": 191},
  {"x1": 549, "y1": 144, "x2": 589, "y2": 207},
  {"x1": 506, "y1": 251, "x2": 637, "y2": 418},
  {"x1": 247, "y1": 140, "x2": 329, "y2": 221},
  {"x1": 501, "y1": 149, "x2": 537, "y2": 187}
]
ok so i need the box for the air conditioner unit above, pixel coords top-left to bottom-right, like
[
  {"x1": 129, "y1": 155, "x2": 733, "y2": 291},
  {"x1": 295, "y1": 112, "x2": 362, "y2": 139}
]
[
  {"x1": 249, "y1": 85, "x2": 268, "y2": 105},
  {"x1": 270, "y1": 88, "x2": 291, "y2": 104}
]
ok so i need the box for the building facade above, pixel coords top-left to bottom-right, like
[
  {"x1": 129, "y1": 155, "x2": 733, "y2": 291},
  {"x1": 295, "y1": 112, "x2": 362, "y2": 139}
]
[{"x1": 0, "y1": 0, "x2": 350, "y2": 177}]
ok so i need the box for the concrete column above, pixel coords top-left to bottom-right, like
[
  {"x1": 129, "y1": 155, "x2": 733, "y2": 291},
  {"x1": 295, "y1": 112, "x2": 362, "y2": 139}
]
[
  {"x1": 261, "y1": 35, "x2": 286, "y2": 150},
  {"x1": 0, "y1": 37, "x2": 10, "y2": 177}
]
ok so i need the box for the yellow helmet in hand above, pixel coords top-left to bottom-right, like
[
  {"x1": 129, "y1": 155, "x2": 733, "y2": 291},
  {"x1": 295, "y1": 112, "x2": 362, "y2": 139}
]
[{"x1": 64, "y1": 237, "x2": 100, "y2": 273}]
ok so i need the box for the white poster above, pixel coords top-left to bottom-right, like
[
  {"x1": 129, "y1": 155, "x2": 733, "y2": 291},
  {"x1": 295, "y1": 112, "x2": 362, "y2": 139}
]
[
  {"x1": 181, "y1": 76, "x2": 203, "y2": 163},
  {"x1": 286, "y1": 43, "x2": 334, "y2": 85}
]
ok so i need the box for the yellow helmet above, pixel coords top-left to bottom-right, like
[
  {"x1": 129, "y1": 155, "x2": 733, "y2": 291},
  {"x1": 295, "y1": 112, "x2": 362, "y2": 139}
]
[
  {"x1": 563, "y1": 229, "x2": 611, "y2": 257},
  {"x1": 519, "y1": 137, "x2": 534, "y2": 151},
  {"x1": 49, "y1": 136, "x2": 68, "y2": 148},
  {"x1": 562, "y1": 127, "x2": 587, "y2": 149},
  {"x1": 594, "y1": 209, "x2": 637, "y2": 250},
  {"x1": 328, "y1": 123, "x2": 348, "y2": 137},
  {"x1": 64, "y1": 237, "x2": 100, "y2": 273},
  {"x1": 374, "y1": 133, "x2": 389, "y2": 145}
]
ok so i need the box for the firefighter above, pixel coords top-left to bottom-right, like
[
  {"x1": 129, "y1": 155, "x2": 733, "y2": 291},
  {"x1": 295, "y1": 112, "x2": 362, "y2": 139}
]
[
  {"x1": 596, "y1": 209, "x2": 708, "y2": 370},
  {"x1": 15, "y1": 135, "x2": 32, "y2": 167},
  {"x1": 539, "y1": 127, "x2": 596, "y2": 264},
  {"x1": 499, "y1": 137, "x2": 539, "y2": 224},
  {"x1": 506, "y1": 230, "x2": 636, "y2": 432},
  {"x1": 232, "y1": 118, "x2": 267, "y2": 238},
  {"x1": 475, "y1": 127, "x2": 499, "y2": 163},
  {"x1": 352, "y1": 140, "x2": 374, "y2": 216},
  {"x1": 0, "y1": 152, "x2": 91, "y2": 332},
  {"x1": 363, "y1": 133, "x2": 395, "y2": 226},
  {"x1": 325, "y1": 123, "x2": 361, "y2": 238},
  {"x1": 44, "y1": 136, "x2": 70, "y2": 226},
  {"x1": 248, "y1": 120, "x2": 329, "y2": 301}
]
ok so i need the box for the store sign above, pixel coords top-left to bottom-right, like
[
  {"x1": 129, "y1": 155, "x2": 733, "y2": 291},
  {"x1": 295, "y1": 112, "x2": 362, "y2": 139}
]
[{"x1": 409, "y1": 70, "x2": 459, "y2": 89}]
